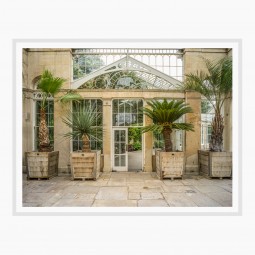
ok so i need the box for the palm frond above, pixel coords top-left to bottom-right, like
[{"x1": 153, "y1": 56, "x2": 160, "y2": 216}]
[
  {"x1": 141, "y1": 124, "x2": 162, "y2": 133},
  {"x1": 172, "y1": 122, "x2": 194, "y2": 131},
  {"x1": 59, "y1": 91, "x2": 83, "y2": 104},
  {"x1": 143, "y1": 99, "x2": 193, "y2": 125},
  {"x1": 62, "y1": 105, "x2": 102, "y2": 141},
  {"x1": 142, "y1": 99, "x2": 194, "y2": 152},
  {"x1": 37, "y1": 70, "x2": 66, "y2": 95},
  {"x1": 183, "y1": 57, "x2": 232, "y2": 111}
]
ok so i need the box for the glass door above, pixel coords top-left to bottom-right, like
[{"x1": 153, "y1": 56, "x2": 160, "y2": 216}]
[{"x1": 112, "y1": 128, "x2": 128, "y2": 171}]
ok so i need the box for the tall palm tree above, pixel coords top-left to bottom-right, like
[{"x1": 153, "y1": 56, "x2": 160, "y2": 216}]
[
  {"x1": 183, "y1": 57, "x2": 232, "y2": 151},
  {"x1": 142, "y1": 99, "x2": 194, "y2": 152},
  {"x1": 37, "y1": 70, "x2": 66, "y2": 152},
  {"x1": 62, "y1": 103, "x2": 102, "y2": 152}
]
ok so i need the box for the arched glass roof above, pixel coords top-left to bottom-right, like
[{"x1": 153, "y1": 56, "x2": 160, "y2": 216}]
[{"x1": 71, "y1": 56, "x2": 182, "y2": 90}]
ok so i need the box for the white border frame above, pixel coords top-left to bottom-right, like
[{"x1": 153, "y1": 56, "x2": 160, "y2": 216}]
[{"x1": 14, "y1": 39, "x2": 242, "y2": 216}]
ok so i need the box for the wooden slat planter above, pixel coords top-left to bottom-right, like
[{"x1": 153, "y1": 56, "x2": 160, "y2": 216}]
[
  {"x1": 156, "y1": 150, "x2": 184, "y2": 180},
  {"x1": 70, "y1": 150, "x2": 101, "y2": 180},
  {"x1": 198, "y1": 150, "x2": 232, "y2": 178},
  {"x1": 26, "y1": 151, "x2": 59, "y2": 179}
]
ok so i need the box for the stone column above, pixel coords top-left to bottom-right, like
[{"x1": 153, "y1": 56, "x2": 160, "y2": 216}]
[
  {"x1": 224, "y1": 49, "x2": 232, "y2": 152},
  {"x1": 54, "y1": 99, "x2": 71, "y2": 174},
  {"x1": 22, "y1": 91, "x2": 34, "y2": 173},
  {"x1": 52, "y1": 49, "x2": 73, "y2": 174},
  {"x1": 143, "y1": 101, "x2": 153, "y2": 172},
  {"x1": 223, "y1": 95, "x2": 232, "y2": 151},
  {"x1": 185, "y1": 91, "x2": 201, "y2": 175},
  {"x1": 183, "y1": 48, "x2": 228, "y2": 175},
  {"x1": 102, "y1": 99, "x2": 112, "y2": 172}
]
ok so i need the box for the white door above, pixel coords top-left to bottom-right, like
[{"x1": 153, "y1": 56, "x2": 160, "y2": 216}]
[{"x1": 112, "y1": 128, "x2": 128, "y2": 171}]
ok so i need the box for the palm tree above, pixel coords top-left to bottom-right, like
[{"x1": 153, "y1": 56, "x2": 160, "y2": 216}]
[
  {"x1": 142, "y1": 99, "x2": 194, "y2": 152},
  {"x1": 183, "y1": 57, "x2": 232, "y2": 151},
  {"x1": 62, "y1": 103, "x2": 102, "y2": 152},
  {"x1": 37, "y1": 70, "x2": 66, "y2": 152}
]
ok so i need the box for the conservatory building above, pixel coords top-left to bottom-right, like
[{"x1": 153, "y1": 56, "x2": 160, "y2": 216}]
[{"x1": 22, "y1": 48, "x2": 232, "y2": 176}]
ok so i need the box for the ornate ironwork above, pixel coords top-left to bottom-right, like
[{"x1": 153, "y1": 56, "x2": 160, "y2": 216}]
[
  {"x1": 72, "y1": 56, "x2": 182, "y2": 90},
  {"x1": 33, "y1": 92, "x2": 54, "y2": 100}
]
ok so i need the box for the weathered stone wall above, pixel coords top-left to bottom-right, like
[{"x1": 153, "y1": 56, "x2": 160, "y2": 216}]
[
  {"x1": 22, "y1": 49, "x2": 28, "y2": 88},
  {"x1": 27, "y1": 48, "x2": 72, "y2": 89},
  {"x1": 185, "y1": 91, "x2": 201, "y2": 175},
  {"x1": 223, "y1": 49, "x2": 232, "y2": 152},
  {"x1": 22, "y1": 48, "x2": 73, "y2": 172},
  {"x1": 183, "y1": 48, "x2": 230, "y2": 174},
  {"x1": 22, "y1": 49, "x2": 32, "y2": 171}
]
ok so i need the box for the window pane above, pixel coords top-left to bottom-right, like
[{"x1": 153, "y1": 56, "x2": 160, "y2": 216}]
[
  {"x1": 115, "y1": 131, "x2": 119, "y2": 142},
  {"x1": 72, "y1": 99, "x2": 103, "y2": 152},
  {"x1": 170, "y1": 56, "x2": 176, "y2": 66},
  {"x1": 34, "y1": 100, "x2": 54, "y2": 150},
  {"x1": 131, "y1": 114, "x2": 137, "y2": 125},
  {"x1": 97, "y1": 100, "x2": 103, "y2": 112},
  {"x1": 120, "y1": 130, "x2": 125, "y2": 141},
  {"x1": 112, "y1": 99, "x2": 143, "y2": 127},
  {"x1": 48, "y1": 114, "x2": 54, "y2": 126},
  {"x1": 114, "y1": 143, "x2": 120, "y2": 154},
  {"x1": 177, "y1": 67, "x2": 183, "y2": 77},
  {"x1": 177, "y1": 57, "x2": 182, "y2": 66},
  {"x1": 125, "y1": 101, "x2": 131, "y2": 113},
  {"x1": 170, "y1": 68, "x2": 177, "y2": 77},
  {"x1": 138, "y1": 99, "x2": 143, "y2": 107},
  {"x1": 113, "y1": 114, "x2": 118, "y2": 126},
  {"x1": 115, "y1": 155, "x2": 120, "y2": 166},
  {"x1": 36, "y1": 114, "x2": 40, "y2": 125},
  {"x1": 113, "y1": 100, "x2": 118, "y2": 113},
  {"x1": 119, "y1": 100, "x2": 124, "y2": 113},
  {"x1": 138, "y1": 114, "x2": 143, "y2": 126},
  {"x1": 166, "y1": 55, "x2": 171, "y2": 65},
  {"x1": 120, "y1": 155, "x2": 126, "y2": 166},
  {"x1": 120, "y1": 143, "x2": 126, "y2": 153}
]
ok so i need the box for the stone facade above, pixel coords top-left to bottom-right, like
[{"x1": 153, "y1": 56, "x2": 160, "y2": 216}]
[
  {"x1": 22, "y1": 48, "x2": 232, "y2": 175},
  {"x1": 183, "y1": 48, "x2": 232, "y2": 175}
]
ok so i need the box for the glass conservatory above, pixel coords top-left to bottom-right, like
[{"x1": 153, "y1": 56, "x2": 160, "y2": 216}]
[{"x1": 22, "y1": 47, "x2": 232, "y2": 175}]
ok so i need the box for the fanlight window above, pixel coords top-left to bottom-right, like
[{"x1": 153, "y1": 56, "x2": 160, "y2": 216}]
[{"x1": 72, "y1": 56, "x2": 182, "y2": 90}]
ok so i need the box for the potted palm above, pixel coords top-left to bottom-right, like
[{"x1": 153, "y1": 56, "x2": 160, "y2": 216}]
[
  {"x1": 26, "y1": 70, "x2": 66, "y2": 179},
  {"x1": 62, "y1": 103, "x2": 102, "y2": 180},
  {"x1": 142, "y1": 99, "x2": 194, "y2": 180},
  {"x1": 184, "y1": 57, "x2": 232, "y2": 178}
]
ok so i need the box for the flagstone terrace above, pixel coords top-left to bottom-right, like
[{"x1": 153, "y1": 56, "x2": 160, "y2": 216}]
[{"x1": 23, "y1": 172, "x2": 232, "y2": 207}]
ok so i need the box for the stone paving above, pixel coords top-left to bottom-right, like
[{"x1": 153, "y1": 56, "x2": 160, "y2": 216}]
[{"x1": 22, "y1": 172, "x2": 232, "y2": 207}]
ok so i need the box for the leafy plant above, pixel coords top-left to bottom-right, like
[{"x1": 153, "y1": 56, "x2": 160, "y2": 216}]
[
  {"x1": 133, "y1": 141, "x2": 142, "y2": 151},
  {"x1": 62, "y1": 103, "x2": 102, "y2": 152},
  {"x1": 59, "y1": 90, "x2": 83, "y2": 105},
  {"x1": 37, "y1": 70, "x2": 66, "y2": 152},
  {"x1": 201, "y1": 100, "x2": 212, "y2": 114},
  {"x1": 183, "y1": 57, "x2": 232, "y2": 151},
  {"x1": 128, "y1": 127, "x2": 142, "y2": 151},
  {"x1": 142, "y1": 99, "x2": 194, "y2": 152}
]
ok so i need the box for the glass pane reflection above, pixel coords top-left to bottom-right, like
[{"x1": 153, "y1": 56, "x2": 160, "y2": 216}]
[{"x1": 112, "y1": 99, "x2": 143, "y2": 127}]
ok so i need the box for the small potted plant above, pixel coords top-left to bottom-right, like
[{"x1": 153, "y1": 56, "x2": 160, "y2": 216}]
[
  {"x1": 184, "y1": 56, "x2": 232, "y2": 178},
  {"x1": 62, "y1": 102, "x2": 102, "y2": 180},
  {"x1": 142, "y1": 99, "x2": 194, "y2": 180},
  {"x1": 26, "y1": 70, "x2": 66, "y2": 179}
]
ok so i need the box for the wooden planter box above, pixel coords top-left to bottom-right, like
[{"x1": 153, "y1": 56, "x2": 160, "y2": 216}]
[
  {"x1": 156, "y1": 150, "x2": 184, "y2": 180},
  {"x1": 26, "y1": 151, "x2": 59, "y2": 179},
  {"x1": 198, "y1": 150, "x2": 232, "y2": 178},
  {"x1": 70, "y1": 150, "x2": 101, "y2": 180}
]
